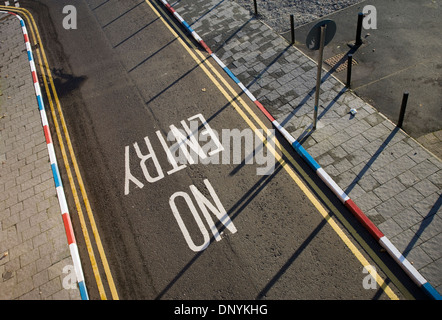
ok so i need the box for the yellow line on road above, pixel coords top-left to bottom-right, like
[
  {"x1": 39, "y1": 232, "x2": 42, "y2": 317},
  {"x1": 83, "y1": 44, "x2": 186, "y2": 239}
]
[
  {"x1": 146, "y1": 0, "x2": 407, "y2": 300},
  {"x1": 0, "y1": 5, "x2": 119, "y2": 300}
]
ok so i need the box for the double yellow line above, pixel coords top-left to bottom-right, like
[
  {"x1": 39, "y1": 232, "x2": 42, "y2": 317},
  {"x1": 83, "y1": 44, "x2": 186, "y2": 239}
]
[
  {"x1": 145, "y1": 0, "x2": 412, "y2": 300},
  {"x1": 0, "y1": 5, "x2": 119, "y2": 300}
]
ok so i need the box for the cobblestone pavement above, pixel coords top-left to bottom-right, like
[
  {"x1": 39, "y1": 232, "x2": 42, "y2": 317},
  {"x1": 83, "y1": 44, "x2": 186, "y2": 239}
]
[
  {"x1": 0, "y1": 13, "x2": 81, "y2": 300},
  {"x1": 172, "y1": 0, "x2": 442, "y2": 295}
]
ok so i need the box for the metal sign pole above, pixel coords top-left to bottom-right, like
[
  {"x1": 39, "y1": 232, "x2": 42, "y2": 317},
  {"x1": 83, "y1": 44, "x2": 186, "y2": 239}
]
[
  {"x1": 305, "y1": 19, "x2": 336, "y2": 130},
  {"x1": 313, "y1": 24, "x2": 326, "y2": 130}
]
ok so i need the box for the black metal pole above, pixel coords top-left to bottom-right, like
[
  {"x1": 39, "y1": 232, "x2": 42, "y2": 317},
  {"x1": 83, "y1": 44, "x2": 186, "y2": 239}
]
[
  {"x1": 290, "y1": 14, "x2": 295, "y2": 44},
  {"x1": 355, "y1": 12, "x2": 364, "y2": 46},
  {"x1": 346, "y1": 54, "x2": 353, "y2": 88},
  {"x1": 398, "y1": 92, "x2": 409, "y2": 128},
  {"x1": 254, "y1": 0, "x2": 258, "y2": 16}
]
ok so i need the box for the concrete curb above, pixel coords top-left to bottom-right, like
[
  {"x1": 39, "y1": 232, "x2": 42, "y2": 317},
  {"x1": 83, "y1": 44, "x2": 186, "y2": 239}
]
[
  {"x1": 156, "y1": 0, "x2": 441, "y2": 300},
  {"x1": 0, "y1": 10, "x2": 89, "y2": 300}
]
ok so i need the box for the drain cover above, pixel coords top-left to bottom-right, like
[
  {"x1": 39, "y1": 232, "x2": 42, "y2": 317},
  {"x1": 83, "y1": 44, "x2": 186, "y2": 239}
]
[{"x1": 325, "y1": 53, "x2": 358, "y2": 72}]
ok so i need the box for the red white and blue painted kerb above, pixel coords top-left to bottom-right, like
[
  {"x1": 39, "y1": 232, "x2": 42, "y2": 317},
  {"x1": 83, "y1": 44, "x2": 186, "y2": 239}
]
[
  {"x1": 1, "y1": 11, "x2": 89, "y2": 300},
  {"x1": 157, "y1": 0, "x2": 441, "y2": 300}
]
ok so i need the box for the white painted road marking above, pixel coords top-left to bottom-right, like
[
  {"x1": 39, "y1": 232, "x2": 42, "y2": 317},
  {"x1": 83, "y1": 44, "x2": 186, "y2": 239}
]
[{"x1": 169, "y1": 179, "x2": 237, "y2": 252}]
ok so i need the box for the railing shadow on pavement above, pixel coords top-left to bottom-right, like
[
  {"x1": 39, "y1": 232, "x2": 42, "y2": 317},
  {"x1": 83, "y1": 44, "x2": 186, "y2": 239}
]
[
  {"x1": 101, "y1": 1, "x2": 145, "y2": 28},
  {"x1": 403, "y1": 194, "x2": 442, "y2": 257},
  {"x1": 113, "y1": 17, "x2": 159, "y2": 48},
  {"x1": 256, "y1": 218, "x2": 327, "y2": 299},
  {"x1": 92, "y1": 0, "x2": 110, "y2": 11},
  {"x1": 142, "y1": 62, "x2": 200, "y2": 106},
  {"x1": 245, "y1": 44, "x2": 293, "y2": 91},
  {"x1": 213, "y1": 17, "x2": 255, "y2": 54},
  {"x1": 128, "y1": 37, "x2": 177, "y2": 73},
  {"x1": 344, "y1": 127, "x2": 400, "y2": 195}
]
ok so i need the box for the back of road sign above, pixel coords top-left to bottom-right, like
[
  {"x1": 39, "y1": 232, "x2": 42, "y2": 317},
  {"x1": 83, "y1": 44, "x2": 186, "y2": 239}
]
[{"x1": 306, "y1": 20, "x2": 336, "y2": 50}]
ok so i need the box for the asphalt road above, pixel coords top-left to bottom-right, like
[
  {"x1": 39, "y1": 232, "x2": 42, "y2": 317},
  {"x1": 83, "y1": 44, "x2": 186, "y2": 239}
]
[{"x1": 20, "y1": 0, "x2": 426, "y2": 300}]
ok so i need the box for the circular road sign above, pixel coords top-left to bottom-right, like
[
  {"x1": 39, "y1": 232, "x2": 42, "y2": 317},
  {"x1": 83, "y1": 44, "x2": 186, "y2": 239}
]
[{"x1": 306, "y1": 20, "x2": 337, "y2": 50}]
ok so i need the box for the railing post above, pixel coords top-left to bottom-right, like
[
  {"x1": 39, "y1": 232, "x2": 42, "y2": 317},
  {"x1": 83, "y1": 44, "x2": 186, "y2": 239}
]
[
  {"x1": 346, "y1": 54, "x2": 353, "y2": 88},
  {"x1": 397, "y1": 92, "x2": 409, "y2": 128},
  {"x1": 355, "y1": 12, "x2": 364, "y2": 46},
  {"x1": 290, "y1": 14, "x2": 295, "y2": 44}
]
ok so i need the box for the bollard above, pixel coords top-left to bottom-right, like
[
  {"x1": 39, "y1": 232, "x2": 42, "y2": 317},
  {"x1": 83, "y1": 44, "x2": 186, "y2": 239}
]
[
  {"x1": 397, "y1": 92, "x2": 409, "y2": 128},
  {"x1": 346, "y1": 54, "x2": 353, "y2": 88},
  {"x1": 355, "y1": 12, "x2": 364, "y2": 46},
  {"x1": 290, "y1": 14, "x2": 295, "y2": 44},
  {"x1": 254, "y1": 0, "x2": 258, "y2": 16}
]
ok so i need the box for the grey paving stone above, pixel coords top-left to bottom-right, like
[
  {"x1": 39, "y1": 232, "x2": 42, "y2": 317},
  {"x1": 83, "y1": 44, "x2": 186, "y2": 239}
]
[
  {"x1": 414, "y1": 179, "x2": 439, "y2": 198},
  {"x1": 420, "y1": 233, "x2": 442, "y2": 261},
  {"x1": 378, "y1": 218, "x2": 404, "y2": 239},
  {"x1": 420, "y1": 257, "x2": 442, "y2": 288},
  {"x1": 413, "y1": 192, "x2": 441, "y2": 219},
  {"x1": 394, "y1": 187, "x2": 425, "y2": 209},
  {"x1": 373, "y1": 178, "x2": 406, "y2": 202},
  {"x1": 393, "y1": 206, "x2": 426, "y2": 230},
  {"x1": 405, "y1": 247, "x2": 434, "y2": 270},
  {"x1": 341, "y1": 134, "x2": 371, "y2": 155},
  {"x1": 372, "y1": 155, "x2": 417, "y2": 185},
  {"x1": 353, "y1": 191, "x2": 382, "y2": 212},
  {"x1": 411, "y1": 159, "x2": 439, "y2": 180},
  {"x1": 397, "y1": 170, "x2": 421, "y2": 188},
  {"x1": 427, "y1": 171, "x2": 442, "y2": 189},
  {"x1": 375, "y1": 197, "x2": 405, "y2": 220}
]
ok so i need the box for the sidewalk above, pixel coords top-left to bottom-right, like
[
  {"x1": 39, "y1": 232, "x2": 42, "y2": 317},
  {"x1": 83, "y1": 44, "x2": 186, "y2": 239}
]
[
  {"x1": 171, "y1": 0, "x2": 442, "y2": 297},
  {"x1": 0, "y1": 12, "x2": 81, "y2": 300}
]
